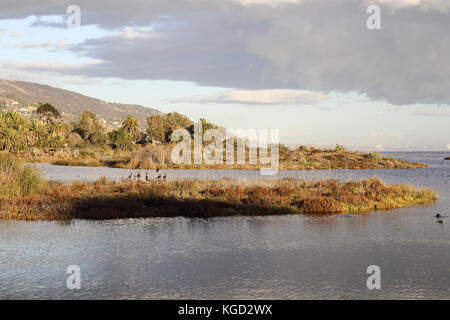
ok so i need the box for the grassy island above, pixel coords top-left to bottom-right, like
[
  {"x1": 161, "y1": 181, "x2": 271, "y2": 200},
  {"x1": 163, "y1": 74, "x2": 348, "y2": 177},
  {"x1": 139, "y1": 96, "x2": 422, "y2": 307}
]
[
  {"x1": 1, "y1": 108, "x2": 427, "y2": 170},
  {"x1": 21, "y1": 144, "x2": 428, "y2": 171},
  {"x1": 0, "y1": 154, "x2": 438, "y2": 221}
]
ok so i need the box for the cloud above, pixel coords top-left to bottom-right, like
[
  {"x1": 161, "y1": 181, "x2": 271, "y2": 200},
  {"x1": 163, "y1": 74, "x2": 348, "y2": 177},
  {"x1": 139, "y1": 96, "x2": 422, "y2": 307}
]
[
  {"x1": 0, "y1": 60, "x2": 101, "y2": 72},
  {"x1": 0, "y1": 0, "x2": 449, "y2": 106},
  {"x1": 169, "y1": 89, "x2": 326, "y2": 105},
  {"x1": 413, "y1": 110, "x2": 450, "y2": 117},
  {"x1": 235, "y1": 0, "x2": 302, "y2": 7},
  {"x1": 369, "y1": 0, "x2": 450, "y2": 12},
  {"x1": 10, "y1": 41, "x2": 52, "y2": 48}
]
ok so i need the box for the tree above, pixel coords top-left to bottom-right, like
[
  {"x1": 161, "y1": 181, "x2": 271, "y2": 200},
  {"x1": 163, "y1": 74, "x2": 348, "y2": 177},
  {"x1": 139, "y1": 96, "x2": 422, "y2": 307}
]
[
  {"x1": 74, "y1": 111, "x2": 106, "y2": 145},
  {"x1": 29, "y1": 120, "x2": 49, "y2": 147},
  {"x1": 36, "y1": 103, "x2": 61, "y2": 124},
  {"x1": 114, "y1": 130, "x2": 135, "y2": 151},
  {"x1": 146, "y1": 112, "x2": 193, "y2": 143},
  {"x1": 199, "y1": 118, "x2": 218, "y2": 134},
  {"x1": 0, "y1": 111, "x2": 29, "y2": 152},
  {"x1": 146, "y1": 114, "x2": 167, "y2": 143},
  {"x1": 121, "y1": 115, "x2": 140, "y2": 141},
  {"x1": 0, "y1": 126, "x2": 25, "y2": 152},
  {"x1": 3, "y1": 111, "x2": 29, "y2": 131},
  {"x1": 165, "y1": 112, "x2": 192, "y2": 131}
]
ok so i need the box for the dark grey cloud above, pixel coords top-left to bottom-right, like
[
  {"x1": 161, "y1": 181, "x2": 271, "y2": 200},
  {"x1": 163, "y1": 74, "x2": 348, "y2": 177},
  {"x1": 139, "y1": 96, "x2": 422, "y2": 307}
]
[{"x1": 1, "y1": 0, "x2": 449, "y2": 105}]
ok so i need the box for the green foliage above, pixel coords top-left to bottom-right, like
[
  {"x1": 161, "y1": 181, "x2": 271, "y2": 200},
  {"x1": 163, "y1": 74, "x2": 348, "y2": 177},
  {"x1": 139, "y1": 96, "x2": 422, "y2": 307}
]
[
  {"x1": 334, "y1": 144, "x2": 346, "y2": 152},
  {"x1": 0, "y1": 111, "x2": 28, "y2": 152},
  {"x1": 146, "y1": 114, "x2": 168, "y2": 142},
  {"x1": 0, "y1": 126, "x2": 25, "y2": 152},
  {"x1": 0, "y1": 110, "x2": 68, "y2": 152},
  {"x1": 74, "y1": 111, "x2": 106, "y2": 145},
  {"x1": 364, "y1": 152, "x2": 382, "y2": 161},
  {"x1": 199, "y1": 118, "x2": 218, "y2": 134},
  {"x1": 114, "y1": 130, "x2": 135, "y2": 151},
  {"x1": 120, "y1": 115, "x2": 140, "y2": 141},
  {"x1": 146, "y1": 112, "x2": 193, "y2": 143},
  {"x1": 36, "y1": 103, "x2": 61, "y2": 123}
]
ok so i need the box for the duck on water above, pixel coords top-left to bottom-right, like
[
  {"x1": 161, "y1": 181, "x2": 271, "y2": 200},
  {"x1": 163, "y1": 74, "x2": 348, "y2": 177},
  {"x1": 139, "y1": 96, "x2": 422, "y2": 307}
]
[{"x1": 435, "y1": 213, "x2": 446, "y2": 224}]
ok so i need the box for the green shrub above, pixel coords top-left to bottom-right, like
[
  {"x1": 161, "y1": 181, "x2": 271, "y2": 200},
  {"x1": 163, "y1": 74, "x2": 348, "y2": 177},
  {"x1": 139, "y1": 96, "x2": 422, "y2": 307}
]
[
  {"x1": 364, "y1": 152, "x2": 382, "y2": 161},
  {"x1": 334, "y1": 144, "x2": 346, "y2": 152}
]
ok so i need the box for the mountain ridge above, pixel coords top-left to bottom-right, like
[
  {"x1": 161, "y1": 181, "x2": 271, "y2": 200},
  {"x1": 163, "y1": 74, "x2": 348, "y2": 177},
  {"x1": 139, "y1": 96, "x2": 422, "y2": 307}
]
[{"x1": 0, "y1": 79, "x2": 161, "y2": 129}]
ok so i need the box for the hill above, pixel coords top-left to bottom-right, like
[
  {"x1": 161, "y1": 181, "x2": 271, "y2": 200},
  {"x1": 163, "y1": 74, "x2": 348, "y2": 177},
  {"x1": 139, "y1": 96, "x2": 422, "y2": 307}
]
[{"x1": 0, "y1": 79, "x2": 160, "y2": 129}]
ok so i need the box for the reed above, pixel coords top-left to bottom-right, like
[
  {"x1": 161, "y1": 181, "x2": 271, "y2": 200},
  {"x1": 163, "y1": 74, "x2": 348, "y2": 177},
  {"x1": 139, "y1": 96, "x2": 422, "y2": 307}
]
[{"x1": 0, "y1": 152, "x2": 48, "y2": 198}]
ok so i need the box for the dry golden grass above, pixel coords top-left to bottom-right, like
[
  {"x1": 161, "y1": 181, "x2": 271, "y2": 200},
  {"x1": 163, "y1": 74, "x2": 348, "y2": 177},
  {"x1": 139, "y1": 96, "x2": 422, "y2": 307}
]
[{"x1": 0, "y1": 177, "x2": 438, "y2": 221}]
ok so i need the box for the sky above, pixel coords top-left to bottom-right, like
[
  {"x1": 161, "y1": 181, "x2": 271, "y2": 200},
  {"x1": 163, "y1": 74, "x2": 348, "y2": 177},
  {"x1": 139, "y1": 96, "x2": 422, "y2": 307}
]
[{"x1": 0, "y1": 0, "x2": 449, "y2": 150}]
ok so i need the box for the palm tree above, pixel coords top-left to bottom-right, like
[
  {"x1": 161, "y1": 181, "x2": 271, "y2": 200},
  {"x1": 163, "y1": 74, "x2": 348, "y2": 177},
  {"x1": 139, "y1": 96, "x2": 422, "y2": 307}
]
[
  {"x1": 3, "y1": 111, "x2": 29, "y2": 132},
  {"x1": 29, "y1": 120, "x2": 49, "y2": 147},
  {"x1": 47, "y1": 135, "x2": 65, "y2": 148},
  {"x1": 0, "y1": 126, "x2": 25, "y2": 152},
  {"x1": 114, "y1": 130, "x2": 135, "y2": 151},
  {"x1": 121, "y1": 115, "x2": 140, "y2": 141}
]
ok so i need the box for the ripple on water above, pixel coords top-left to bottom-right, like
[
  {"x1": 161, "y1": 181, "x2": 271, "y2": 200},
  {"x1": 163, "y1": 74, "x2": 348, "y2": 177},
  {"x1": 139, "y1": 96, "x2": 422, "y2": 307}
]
[{"x1": 0, "y1": 152, "x2": 447, "y2": 299}]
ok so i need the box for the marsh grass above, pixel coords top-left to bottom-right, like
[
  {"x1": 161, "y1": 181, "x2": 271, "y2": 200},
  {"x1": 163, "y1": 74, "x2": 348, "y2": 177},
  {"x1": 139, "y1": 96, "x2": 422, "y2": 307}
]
[
  {"x1": 0, "y1": 175, "x2": 438, "y2": 221},
  {"x1": 0, "y1": 152, "x2": 48, "y2": 198}
]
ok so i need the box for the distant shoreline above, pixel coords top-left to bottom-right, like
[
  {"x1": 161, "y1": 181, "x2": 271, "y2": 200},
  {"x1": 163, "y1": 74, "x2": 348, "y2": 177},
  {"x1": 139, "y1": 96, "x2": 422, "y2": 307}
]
[{"x1": 18, "y1": 147, "x2": 429, "y2": 171}]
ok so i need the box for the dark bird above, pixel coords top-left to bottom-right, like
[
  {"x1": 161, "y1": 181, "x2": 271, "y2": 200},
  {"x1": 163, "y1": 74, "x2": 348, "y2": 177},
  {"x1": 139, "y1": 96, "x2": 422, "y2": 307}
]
[
  {"x1": 157, "y1": 175, "x2": 162, "y2": 180},
  {"x1": 163, "y1": 174, "x2": 167, "y2": 180},
  {"x1": 145, "y1": 172, "x2": 150, "y2": 181},
  {"x1": 436, "y1": 214, "x2": 442, "y2": 218},
  {"x1": 156, "y1": 168, "x2": 160, "y2": 173},
  {"x1": 137, "y1": 171, "x2": 142, "y2": 179},
  {"x1": 127, "y1": 172, "x2": 133, "y2": 180}
]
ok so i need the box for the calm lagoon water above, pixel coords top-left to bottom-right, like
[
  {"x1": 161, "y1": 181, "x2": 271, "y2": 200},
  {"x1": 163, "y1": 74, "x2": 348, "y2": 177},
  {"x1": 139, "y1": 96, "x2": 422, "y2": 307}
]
[{"x1": 0, "y1": 152, "x2": 449, "y2": 299}]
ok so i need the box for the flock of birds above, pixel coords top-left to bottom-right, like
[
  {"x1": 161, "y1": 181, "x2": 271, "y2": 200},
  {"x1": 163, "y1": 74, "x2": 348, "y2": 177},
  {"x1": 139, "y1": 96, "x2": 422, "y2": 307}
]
[{"x1": 127, "y1": 168, "x2": 167, "y2": 181}]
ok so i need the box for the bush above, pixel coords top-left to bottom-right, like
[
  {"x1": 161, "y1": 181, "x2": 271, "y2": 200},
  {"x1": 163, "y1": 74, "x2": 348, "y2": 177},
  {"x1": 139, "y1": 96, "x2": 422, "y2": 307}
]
[
  {"x1": 334, "y1": 144, "x2": 346, "y2": 152},
  {"x1": 364, "y1": 152, "x2": 382, "y2": 161},
  {"x1": 0, "y1": 152, "x2": 47, "y2": 198}
]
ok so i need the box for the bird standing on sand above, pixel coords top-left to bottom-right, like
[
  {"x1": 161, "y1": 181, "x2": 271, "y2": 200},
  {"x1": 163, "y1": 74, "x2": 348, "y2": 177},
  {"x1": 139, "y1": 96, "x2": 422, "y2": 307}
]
[
  {"x1": 163, "y1": 174, "x2": 167, "y2": 180},
  {"x1": 157, "y1": 174, "x2": 162, "y2": 180},
  {"x1": 146, "y1": 172, "x2": 150, "y2": 181},
  {"x1": 436, "y1": 214, "x2": 442, "y2": 218},
  {"x1": 156, "y1": 168, "x2": 160, "y2": 173},
  {"x1": 127, "y1": 172, "x2": 133, "y2": 180},
  {"x1": 137, "y1": 171, "x2": 142, "y2": 180}
]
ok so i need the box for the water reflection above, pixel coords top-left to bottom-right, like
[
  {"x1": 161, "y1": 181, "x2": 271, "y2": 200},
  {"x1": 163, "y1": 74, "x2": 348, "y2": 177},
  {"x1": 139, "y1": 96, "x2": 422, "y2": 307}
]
[{"x1": 0, "y1": 152, "x2": 448, "y2": 299}]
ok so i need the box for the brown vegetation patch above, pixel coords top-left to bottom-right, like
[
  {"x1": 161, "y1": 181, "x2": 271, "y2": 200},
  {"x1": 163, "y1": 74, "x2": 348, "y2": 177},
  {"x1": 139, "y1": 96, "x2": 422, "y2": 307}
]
[{"x1": 0, "y1": 177, "x2": 438, "y2": 221}]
